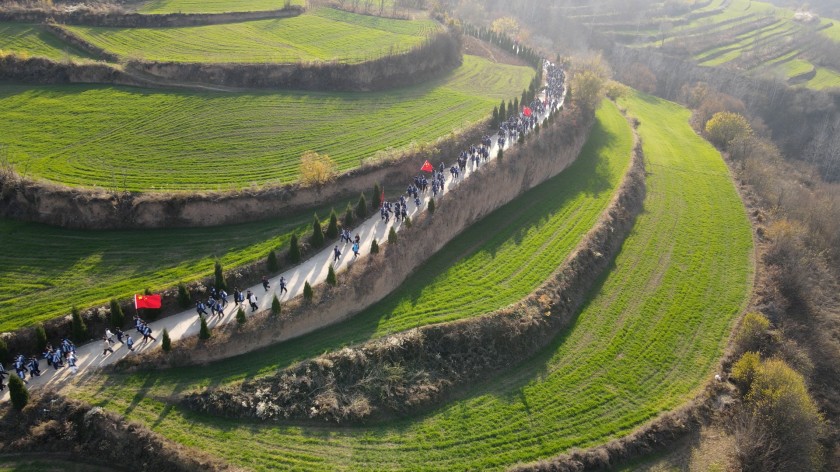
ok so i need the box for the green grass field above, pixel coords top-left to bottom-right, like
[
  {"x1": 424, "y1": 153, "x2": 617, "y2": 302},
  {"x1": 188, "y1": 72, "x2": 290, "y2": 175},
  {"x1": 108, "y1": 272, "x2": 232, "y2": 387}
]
[
  {"x1": 138, "y1": 0, "x2": 304, "y2": 13},
  {"x1": 776, "y1": 58, "x2": 815, "y2": 78},
  {"x1": 63, "y1": 8, "x2": 439, "y2": 63},
  {"x1": 801, "y1": 66, "x2": 840, "y2": 90},
  {"x1": 0, "y1": 55, "x2": 532, "y2": 192},
  {"x1": 0, "y1": 199, "x2": 352, "y2": 332},
  {"x1": 71, "y1": 95, "x2": 753, "y2": 470},
  {"x1": 0, "y1": 23, "x2": 93, "y2": 61}
]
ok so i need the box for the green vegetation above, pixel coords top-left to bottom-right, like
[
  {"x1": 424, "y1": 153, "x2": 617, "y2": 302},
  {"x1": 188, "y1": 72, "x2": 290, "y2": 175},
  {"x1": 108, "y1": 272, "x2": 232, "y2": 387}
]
[
  {"x1": 775, "y1": 58, "x2": 814, "y2": 78},
  {"x1": 8, "y1": 374, "x2": 29, "y2": 411},
  {"x1": 198, "y1": 316, "x2": 210, "y2": 340},
  {"x1": 802, "y1": 66, "x2": 840, "y2": 90},
  {"x1": 138, "y1": 0, "x2": 305, "y2": 14},
  {"x1": 161, "y1": 328, "x2": 172, "y2": 352},
  {"x1": 63, "y1": 9, "x2": 439, "y2": 64},
  {"x1": 71, "y1": 93, "x2": 752, "y2": 470},
  {"x1": 0, "y1": 202, "x2": 342, "y2": 332},
  {"x1": 0, "y1": 55, "x2": 532, "y2": 191},
  {"x1": 0, "y1": 23, "x2": 92, "y2": 61}
]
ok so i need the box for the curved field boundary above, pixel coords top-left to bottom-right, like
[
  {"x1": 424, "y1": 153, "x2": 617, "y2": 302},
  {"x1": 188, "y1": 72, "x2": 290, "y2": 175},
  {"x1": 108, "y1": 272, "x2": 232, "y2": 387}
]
[
  {"x1": 0, "y1": 23, "x2": 94, "y2": 61},
  {"x1": 184, "y1": 104, "x2": 645, "y2": 424},
  {"x1": 59, "y1": 8, "x2": 440, "y2": 64},
  {"x1": 0, "y1": 5, "x2": 304, "y2": 28},
  {"x1": 72, "y1": 93, "x2": 751, "y2": 471},
  {"x1": 0, "y1": 55, "x2": 531, "y2": 228}
]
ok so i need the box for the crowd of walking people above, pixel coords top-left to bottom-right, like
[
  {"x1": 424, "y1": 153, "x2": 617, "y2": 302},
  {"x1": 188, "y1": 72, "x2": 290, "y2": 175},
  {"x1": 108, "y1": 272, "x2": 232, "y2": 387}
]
[{"x1": 0, "y1": 62, "x2": 565, "y2": 395}]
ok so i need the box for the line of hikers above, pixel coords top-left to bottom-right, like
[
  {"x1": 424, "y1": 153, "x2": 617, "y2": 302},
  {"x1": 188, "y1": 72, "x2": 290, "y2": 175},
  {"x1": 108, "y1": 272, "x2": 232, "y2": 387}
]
[{"x1": 0, "y1": 64, "x2": 566, "y2": 394}]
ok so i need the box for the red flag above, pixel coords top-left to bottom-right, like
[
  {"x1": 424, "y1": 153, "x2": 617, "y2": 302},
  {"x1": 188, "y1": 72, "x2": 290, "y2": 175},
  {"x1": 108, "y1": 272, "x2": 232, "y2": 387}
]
[
  {"x1": 380, "y1": 187, "x2": 385, "y2": 208},
  {"x1": 420, "y1": 160, "x2": 434, "y2": 172},
  {"x1": 523, "y1": 107, "x2": 532, "y2": 117},
  {"x1": 134, "y1": 294, "x2": 162, "y2": 310}
]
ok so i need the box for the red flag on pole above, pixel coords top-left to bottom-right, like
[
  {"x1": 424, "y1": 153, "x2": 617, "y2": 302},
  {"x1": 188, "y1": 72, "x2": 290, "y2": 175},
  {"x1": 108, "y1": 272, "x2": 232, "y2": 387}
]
[
  {"x1": 523, "y1": 106, "x2": 532, "y2": 117},
  {"x1": 420, "y1": 160, "x2": 434, "y2": 172},
  {"x1": 134, "y1": 294, "x2": 162, "y2": 310}
]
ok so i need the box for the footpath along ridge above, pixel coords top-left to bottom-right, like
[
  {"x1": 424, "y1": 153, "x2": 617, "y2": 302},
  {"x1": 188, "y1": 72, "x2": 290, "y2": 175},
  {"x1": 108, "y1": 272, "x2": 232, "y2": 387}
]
[{"x1": 2, "y1": 69, "x2": 565, "y2": 400}]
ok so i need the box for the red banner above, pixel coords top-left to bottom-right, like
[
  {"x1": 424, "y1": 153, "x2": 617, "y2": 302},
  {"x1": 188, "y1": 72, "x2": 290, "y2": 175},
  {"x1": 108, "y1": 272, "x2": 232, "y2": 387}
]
[
  {"x1": 134, "y1": 294, "x2": 162, "y2": 310},
  {"x1": 523, "y1": 106, "x2": 532, "y2": 117},
  {"x1": 420, "y1": 160, "x2": 434, "y2": 172}
]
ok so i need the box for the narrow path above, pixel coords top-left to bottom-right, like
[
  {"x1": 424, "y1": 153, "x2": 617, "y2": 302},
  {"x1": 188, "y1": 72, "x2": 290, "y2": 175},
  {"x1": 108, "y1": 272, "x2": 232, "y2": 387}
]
[{"x1": 2, "y1": 69, "x2": 565, "y2": 400}]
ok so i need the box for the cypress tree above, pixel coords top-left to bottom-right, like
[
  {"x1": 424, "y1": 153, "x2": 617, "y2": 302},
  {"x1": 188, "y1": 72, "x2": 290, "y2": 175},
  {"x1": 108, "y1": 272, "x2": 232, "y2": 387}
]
[
  {"x1": 492, "y1": 106, "x2": 499, "y2": 127},
  {"x1": 372, "y1": 183, "x2": 382, "y2": 210},
  {"x1": 8, "y1": 374, "x2": 28, "y2": 411},
  {"x1": 404, "y1": 216, "x2": 411, "y2": 228},
  {"x1": 370, "y1": 239, "x2": 380, "y2": 254},
  {"x1": 71, "y1": 306, "x2": 87, "y2": 343},
  {"x1": 499, "y1": 101, "x2": 506, "y2": 121},
  {"x1": 177, "y1": 283, "x2": 191, "y2": 309},
  {"x1": 109, "y1": 299, "x2": 125, "y2": 328},
  {"x1": 513, "y1": 97, "x2": 519, "y2": 116},
  {"x1": 428, "y1": 198, "x2": 436, "y2": 214},
  {"x1": 199, "y1": 316, "x2": 211, "y2": 340},
  {"x1": 325, "y1": 209, "x2": 339, "y2": 239},
  {"x1": 0, "y1": 338, "x2": 7, "y2": 364},
  {"x1": 35, "y1": 324, "x2": 47, "y2": 353},
  {"x1": 388, "y1": 226, "x2": 398, "y2": 244},
  {"x1": 521, "y1": 89, "x2": 528, "y2": 107},
  {"x1": 287, "y1": 233, "x2": 301, "y2": 264},
  {"x1": 534, "y1": 122, "x2": 540, "y2": 135},
  {"x1": 271, "y1": 295, "x2": 281, "y2": 316},
  {"x1": 344, "y1": 203, "x2": 355, "y2": 227},
  {"x1": 311, "y1": 214, "x2": 325, "y2": 248},
  {"x1": 236, "y1": 307, "x2": 247, "y2": 325},
  {"x1": 326, "y1": 265, "x2": 337, "y2": 286},
  {"x1": 266, "y1": 249, "x2": 279, "y2": 272},
  {"x1": 303, "y1": 281, "x2": 314, "y2": 301},
  {"x1": 214, "y1": 261, "x2": 226, "y2": 291},
  {"x1": 161, "y1": 328, "x2": 171, "y2": 352},
  {"x1": 356, "y1": 193, "x2": 368, "y2": 218},
  {"x1": 507, "y1": 100, "x2": 514, "y2": 118},
  {"x1": 497, "y1": 148, "x2": 504, "y2": 160}
]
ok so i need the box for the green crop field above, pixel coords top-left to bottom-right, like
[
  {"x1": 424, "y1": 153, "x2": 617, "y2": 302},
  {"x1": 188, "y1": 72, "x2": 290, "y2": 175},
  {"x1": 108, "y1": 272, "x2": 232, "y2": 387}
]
[
  {"x1": 820, "y1": 19, "x2": 840, "y2": 42},
  {"x1": 70, "y1": 95, "x2": 753, "y2": 471},
  {"x1": 0, "y1": 55, "x2": 532, "y2": 192},
  {"x1": 138, "y1": 0, "x2": 303, "y2": 14},
  {"x1": 74, "y1": 99, "x2": 632, "y2": 386},
  {"x1": 802, "y1": 66, "x2": 840, "y2": 90},
  {"x1": 776, "y1": 58, "x2": 815, "y2": 78},
  {"x1": 0, "y1": 23, "x2": 93, "y2": 61},
  {"x1": 0, "y1": 456, "x2": 113, "y2": 472},
  {"x1": 63, "y1": 8, "x2": 439, "y2": 63},
  {"x1": 0, "y1": 199, "x2": 349, "y2": 332}
]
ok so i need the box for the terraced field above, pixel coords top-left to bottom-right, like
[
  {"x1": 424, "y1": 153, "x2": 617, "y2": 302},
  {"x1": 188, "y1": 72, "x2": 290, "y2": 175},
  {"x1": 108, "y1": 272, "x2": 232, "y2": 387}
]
[
  {"x1": 137, "y1": 0, "x2": 306, "y2": 14},
  {"x1": 0, "y1": 23, "x2": 93, "y2": 61},
  {"x1": 803, "y1": 66, "x2": 840, "y2": 89},
  {"x1": 0, "y1": 199, "x2": 354, "y2": 331},
  {"x1": 63, "y1": 8, "x2": 439, "y2": 63},
  {"x1": 594, "y1": 0, "x2": 840, "y2": 91},
  {"x1": 71, "y1": 95, "x2": 753, "y2": 470},
  {"x1": 0, "y1": 55, "x2": 532, "y2": 191}
]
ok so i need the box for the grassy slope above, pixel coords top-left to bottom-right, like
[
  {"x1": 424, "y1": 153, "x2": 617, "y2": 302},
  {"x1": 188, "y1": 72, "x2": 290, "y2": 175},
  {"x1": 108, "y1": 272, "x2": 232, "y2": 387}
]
[
  {"x1": 138, "y1": 0, "x2": 303, "y2": 14},
  {"x1": 64, "y1": 9, "x2": 439, "y2": 63},
  {"x1": 73, "y1": 95, "x2": 753, "y2": 470},
  {"x1": 0, "y1": 200, "x2": 350, "y2": 332},
  {"x1": 89, "y1": 100, "x2": 632, "y2": 387},
  {"x1": 0, "y1": 23, "x2": 93, "y2": 61},
  {"x1": 802, "y1": 66, "x2": 840, "y2": 89},
  {"x1": 0, "y1": 55, "x2": 532, "y2": 192}
]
